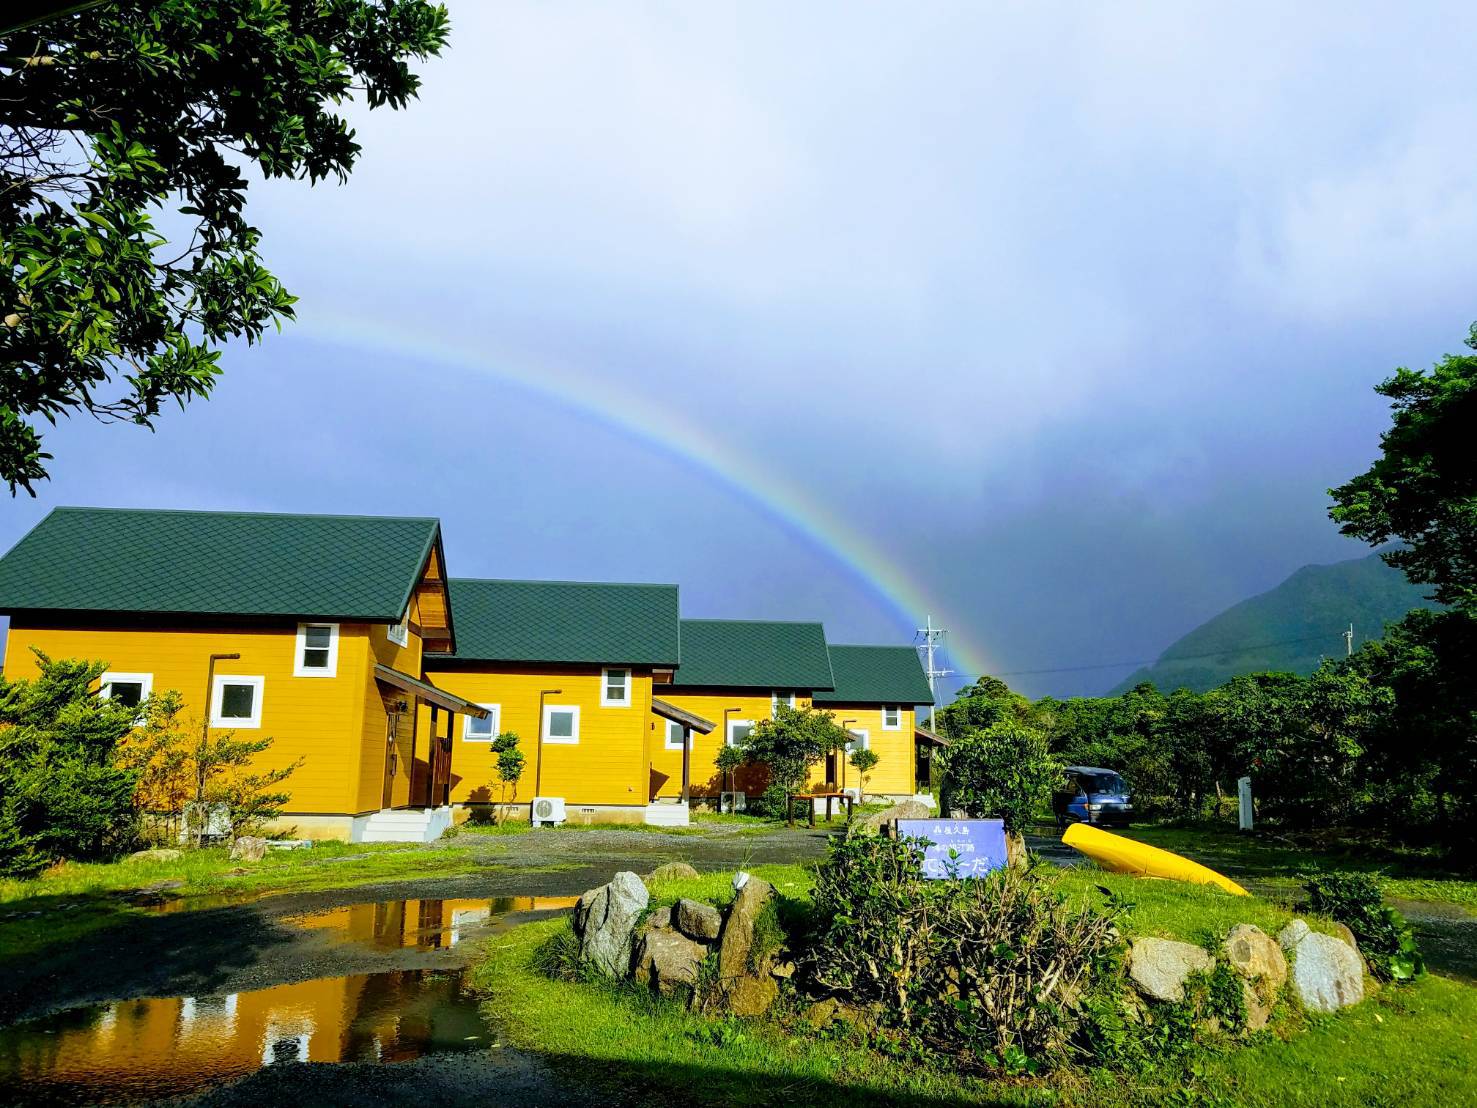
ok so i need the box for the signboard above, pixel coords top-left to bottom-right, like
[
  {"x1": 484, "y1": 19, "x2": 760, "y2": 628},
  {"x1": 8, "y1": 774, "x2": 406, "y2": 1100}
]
[{"x1": 895, "y1": 818, "x2": 1008, "y2": 879}]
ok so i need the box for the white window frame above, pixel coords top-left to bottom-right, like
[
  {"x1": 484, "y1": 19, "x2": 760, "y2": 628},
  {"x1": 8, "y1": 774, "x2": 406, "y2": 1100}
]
[
  {"x1": 294, "y1": 622, "x2": 339, "y2": 677},
  {"x1": 726, "y1": 718, "x2": 754, "y2": 747},
  {"x1": 771, "y1": 691, "x2": 795, "y2": 717},
  {"x1": 664, "y1": 719, "x2": 688, "y2": 751},
  {"x1": 846, "y1": 728, "x2": 871, "y2": 752},
  {"x1": 881, "y1": 705, "x2": 902, "y2": 731},
  {"x1": 211, "y1": 674, "x2": 265, "y2": 729},
  {"x1": 100, "y1": 671, "x2": 153, "y2": 706},
  {"x1": 542, "y1": 704, "x2": 581, "y2": 745},
  {"x1": 601, "y1": 667, "x2": 632, "y2": 708},
  {"x1": 387, "y1": 608, "x2": 409, "y2": 648},
  {"x1": 462, "y1": 703, "x2": 501, "y2": 742}
]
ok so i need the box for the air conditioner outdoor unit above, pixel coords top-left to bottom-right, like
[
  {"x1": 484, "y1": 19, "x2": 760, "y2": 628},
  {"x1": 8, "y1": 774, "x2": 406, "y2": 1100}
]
[
  {"x1": 720, "y1": 791, "x2": 746, "y2": 814},
  {"x1": 531, "y1": 797, "x2": 567, "y2": 825}
]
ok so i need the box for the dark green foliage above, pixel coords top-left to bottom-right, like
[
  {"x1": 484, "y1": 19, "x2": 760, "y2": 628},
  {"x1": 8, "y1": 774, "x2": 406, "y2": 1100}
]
[
  {"x1": 491, "y1": 731, "x2": 525, "y2": 805},
  {"x1": 735, "y1": 703, "x2": 850, "y2": 801},
  {"x1": 748, "y1": 783, "x2": 790, "y2": 820},
  {"x1": 1330, "y1": 322, "x2": 1477, "y2": 615},
  {"x1": 1, "y1": 0, "x2": 450, "y2": 491},
  {"x1": 0, "y1": 650, "x2": 140, "y2": 875},
  {"x1": 806, "y1": 834, "x2": 1123, "y2": 1074},
  {"x1": 935, "y1": 719, "x2": 1060, "y2": 833},
  {"x1": 1305, "y1": 870, "x2": 1424, "y2": 982}
]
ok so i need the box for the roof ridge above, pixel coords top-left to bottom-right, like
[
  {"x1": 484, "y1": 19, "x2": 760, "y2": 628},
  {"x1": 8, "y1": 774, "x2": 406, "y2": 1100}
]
[
  {"x1": 680, "y1": 617, "x2": 825, "y2": 627},
  {"x1": 829, "y1": 643, "x2": 918, "y2": 651},
  {"x1": 451, "y1": 577, "x2": 678, "y2": 589},
  {"x1": 50, "y1": 506, "x2": 441, "y2": 524}
]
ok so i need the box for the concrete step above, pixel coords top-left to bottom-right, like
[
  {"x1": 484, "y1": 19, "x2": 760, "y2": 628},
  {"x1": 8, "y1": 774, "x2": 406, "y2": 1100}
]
[{"x1": 643, "y1": 803, "x2": 690, "y2": 828}]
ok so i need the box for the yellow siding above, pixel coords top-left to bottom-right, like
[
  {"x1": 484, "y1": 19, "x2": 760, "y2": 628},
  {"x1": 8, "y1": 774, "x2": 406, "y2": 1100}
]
[
  {"x1": 357, "y1": 593, "x2": 425, "y2": 812},
  {"x1": 2, "y1": 618, "x2": 378, "y2": 816},
  {"x1": 420, "y1": 663, "x2": 653, "y2": 808},
  {"x1": 650, "y1": 690, "x2": 813, "y2": 798},
  {"x1": 802, "y1": 705, "x2": 916, "y2": 796}
]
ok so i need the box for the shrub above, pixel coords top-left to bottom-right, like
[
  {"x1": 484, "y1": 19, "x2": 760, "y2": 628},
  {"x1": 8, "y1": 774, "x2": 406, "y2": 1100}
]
[
  {"x1": 491, "y1": 731, "x2": 526, "y2": 809},
  {"x1": 737, "y1": 705, "x2": 850, "y2": 804},
  {"x1": 936, "y1": 719, "x2": 1060, "y2": 833},
  {"x1": 1305, "y1": 869, "x2": 1425, "y2": 981},
  {"x1": 805, "y1": 834, "x2": 1123, "y2": 1073},
  {"x1": 748, "y1": 783, "x2": 790, "y2": 820}
]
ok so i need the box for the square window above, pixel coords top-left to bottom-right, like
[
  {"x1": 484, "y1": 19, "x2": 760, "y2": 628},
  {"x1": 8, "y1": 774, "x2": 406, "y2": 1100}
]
[
  {"x1": 212, "y1": 675, "x2": 264, "y2": 729},
  {"x1": 665, "y1": 720, "x2": 687, "y2": 750},
  {"x1": 463, "y1": 704, "x2": 500, "y2": 742},
  {"x1": 387, "y1": 611, "x2": 409, "y2": 647},
  {"x1": 846, "y1": 729, "x2": 870, "y2": 752},
  {"x1": 101, "y1": 672, "x2": 152, "y2": 709},
  {"x1": 771, "y1": 692, "x2": 795, "y2": 717},
  {"x1": 602, "y1": 668, "x2": 631, "y2": 707},
  {"x1": 294, "y1": 623, "x2": 338, "y2": 677},
  {"x1": 882, "y1": 706, "x2": 902, "y2": 731},
  {"x1": 727, "y1": 720, "x2": 754, "y2": 747},
  {"x1": 544, "y1": 705, "x2": 580, "y2": 744}
]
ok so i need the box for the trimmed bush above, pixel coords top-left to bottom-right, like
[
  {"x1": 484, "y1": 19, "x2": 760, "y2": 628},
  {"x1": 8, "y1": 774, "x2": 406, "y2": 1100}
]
[{"x1": 1305, "y1": 869, "x2": 1424, "y2": 982}]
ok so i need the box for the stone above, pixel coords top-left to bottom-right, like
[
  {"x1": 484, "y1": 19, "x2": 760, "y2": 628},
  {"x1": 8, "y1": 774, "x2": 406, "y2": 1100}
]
[
  {"x1": 675, "y1": 898, "x2": 722, "y2": 942},
  {"x1": 1128, "y1": 937, "x2": 1215, "y2": 1002},
  {"x1": 646, "y1": 862, "x2": 699, "y2": 883},
  {"x1": 229, "y1": 836, "x2": 267, "y2": 862},
  {"x1": 1241, "y1": 980, "x2": 1273, "y2": 1031},
  {"x1": 770, "y1": 960, "x2": 795, "y2": 980},
  {"x1": 128, "y1": 848, "x2": 181, "y2": 864},
  {"x1": 1223, "y1": 924, "x2": 1288, "y2": 988},
  {"x1": 633, "y1": 927, "x2": 708, "y2": 997},
  {"x1": 573, "y1": 871, "x2": 649, "y2": 977},
  {"x1": 642, "y1": 905, "x2": 673, "y2": 934},
  {"x1": 805, "y1": 997, "x2": 842, "y2": 1029},
  {"x1": 1280, "y1": 921, "x2": 1365, "y2": 1013},
  {"x1": 1332, "y1": 922, "x2": 1364, "y2": 965},
  {"x1": 725, "y1": 973, "x2": 779, "y2": 1017},
  {"x1": 717, "y1": 874, "x2": 776, "y2": 982},
  {"x1": 848, "y1": 799, "x2": 933, "y2": 837}
]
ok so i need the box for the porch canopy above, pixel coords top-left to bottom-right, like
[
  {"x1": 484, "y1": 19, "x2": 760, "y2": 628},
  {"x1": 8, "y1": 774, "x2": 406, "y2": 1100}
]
[
  {"x1": 374, "y1": 664, "x2": 489, "y2": 718},
  {"x1": 651, "y1": 697, "x2": 715, "y2": 804},
  {"x1": 914, "y1": 724, "x2": 948, "y2": 747}
]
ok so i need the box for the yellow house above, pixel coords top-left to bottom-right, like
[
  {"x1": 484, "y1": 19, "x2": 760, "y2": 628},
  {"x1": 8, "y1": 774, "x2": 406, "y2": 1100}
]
[
  {"x1": 652, "y1": 618, "x2": 836, "y2": 807},
  {"x1": 0, "y1": 507, "x2": 490, "y2": 842},
  {"x1": 810, "y1": 644, "x2": 935, "y2": 801},
  {"x1": 420, "y1": 577, "x2": 683, "y2": 825}
]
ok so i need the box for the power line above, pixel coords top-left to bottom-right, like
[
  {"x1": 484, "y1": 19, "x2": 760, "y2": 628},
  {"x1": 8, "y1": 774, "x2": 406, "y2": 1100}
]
[{"x1": 992, "y1": 632, "x2": 1345, "y2": 679}]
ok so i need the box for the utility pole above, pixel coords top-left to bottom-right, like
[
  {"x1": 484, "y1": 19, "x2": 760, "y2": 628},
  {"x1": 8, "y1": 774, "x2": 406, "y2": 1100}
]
[
  {"x1": 1344, "y1": 623, "x2": 1354, "y2": 657},
  {"x1": 916, "y1": 615, "x2": 955, "y2": 729}
]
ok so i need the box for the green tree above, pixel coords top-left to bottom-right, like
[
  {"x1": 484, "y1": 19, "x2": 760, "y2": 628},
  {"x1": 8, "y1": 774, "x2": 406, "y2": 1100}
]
[
  {"x1": 185, "y1": 725, "x2": 300, "y2": 845},
  {"x1": 116, "y1": 688, "x2": 193, "y2": 843},
  {"x1": 738, "y1": 703, "x2": 851, "y2": 803},
  {"x1": 490, "y1": 731, "x2": 525, "y2": 810},
  {"x1": 936, "y1": 719, "x2": 1060, "y2": 835},
  {"x1": 0, "y1": 650, "x2": 139, "y2": 875},
  {"x1": 1, "y1": 0, "x2": 450, "y2": 492},
  {"x1": 1330, "y1": 322, "x2": 1477, "y2": 613},
  {"x1": 848, "y1": 745, "x2": 880, "y2": 797},
  {"x1": 935, "y1": 675, "x2": 1036, "y2": 741}
]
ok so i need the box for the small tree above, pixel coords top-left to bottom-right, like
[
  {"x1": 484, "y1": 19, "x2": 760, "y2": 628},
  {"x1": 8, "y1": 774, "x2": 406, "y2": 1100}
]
[
  {"x1": 491, "y1": 731, "x2": 525, "y2": 814},
  {"x1": 116, "y1": 689, "x2": 194, "y2": 843},
  {"x1": 186, "y1": 728, "x2": 301, "y2": 845},
  {"x1": 937, "y1": 720, "x2": 1060, "y2": 836},
  {"x1": 738, "y1": 704, "x2": 851, "y2": 809},
  {"x1": 715, "y1": 743, "x2": 745, "y2": 808},
  {"x1": 849, "y1": 746, "x2": 880, "y2": 799}
]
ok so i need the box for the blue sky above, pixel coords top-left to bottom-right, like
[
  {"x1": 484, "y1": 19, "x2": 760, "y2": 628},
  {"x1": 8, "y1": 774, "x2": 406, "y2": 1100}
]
[{"x1": 6, "y1": 2, "x2": 1477, "y2": 697}]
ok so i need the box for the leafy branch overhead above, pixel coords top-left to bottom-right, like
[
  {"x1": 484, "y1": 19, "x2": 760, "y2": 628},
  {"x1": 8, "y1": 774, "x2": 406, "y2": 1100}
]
[{"x1": 0, "y1": 0, "x2": 450, "y2": 492}]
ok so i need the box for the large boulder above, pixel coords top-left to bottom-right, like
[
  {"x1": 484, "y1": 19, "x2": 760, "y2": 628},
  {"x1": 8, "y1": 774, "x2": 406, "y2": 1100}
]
[
  {"x1": 675, "y1": 898, "x2": 722, "y2": 942},
  {"x1": 573, "y1": 871, "x2": 649, "y2": 976},
  {"x1": 633, "y1": 927, "x2": 709, "y2": 998},
  {"x1": 1128, "y1": 937, "x2": 1215, "y2": 1002},
  {"x1": 848, "y1": 799, "x2": 933, "y2": 837},
  {"x1": 725, "y1": 974, "x2": 779, "y2": 1017},
  {"x1": 128, "y1": 848, "x2": 181, "y2": 864},
  {"x1": 229, "y1": 836, "x2": 267, "y2": 862},
  {"x1": 1279, "y1": 919, "x2": 1364, "y2": 1013},
  {"x1": 646, "y1": 862, "x2": 700, "y2": 884},
  {"x1": 1223, "y1": 924, "x2": 1287, "y2": 1030},
  {"x1": 717, "y1": 872, "x2": 777, "y2": 982}
]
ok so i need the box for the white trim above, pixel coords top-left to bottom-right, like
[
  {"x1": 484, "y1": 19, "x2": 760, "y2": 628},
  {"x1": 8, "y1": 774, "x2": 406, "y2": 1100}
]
[
  {"x1": 846, "y1": 728, "x2": 871, "y2": 752},
  {"x1": 211, "y1": 675, "x2": 265, "y2": 729},
  {"x1": 100, "y1": 671, "x2": 153, "y2": 706},
  {"x1": 726, "y1": 718, "x2": 755, "y2": 747},
  {"x1": 771, "y1": 691, "x2": 795, "y2": 717},
  {"x1": 663, "y1": 719, "x2": 687, "y2": 751},
  {"x1": 881, "y1": 706, "x2": 902, "y2": 731},
  {"x1": 293, "y1": 622, "x2": 339, "y2": 677},
  {"x1": 542, "y1": 704, "x2": 581, "y2": 745},
  {"x1": 462, "y1": 703, "x2": 501, "y2": 742},
  {"x1": 387, "y1": 609, "x2": 409, "y2": 647},
  {"x1": 600, "y1": 667, "x2": 632, "y2": 708}
]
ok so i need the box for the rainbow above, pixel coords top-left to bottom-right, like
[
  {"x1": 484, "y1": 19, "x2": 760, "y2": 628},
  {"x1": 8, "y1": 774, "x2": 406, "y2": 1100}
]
[{"x1": 295, "y1": 311, "x2": 994, "y2": 684}]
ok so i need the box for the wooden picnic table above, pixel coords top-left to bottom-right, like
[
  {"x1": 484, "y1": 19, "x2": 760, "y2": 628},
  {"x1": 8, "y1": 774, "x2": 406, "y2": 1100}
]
[{"x1": 787, "y1": 790, "x2": 855, "y2": 828}]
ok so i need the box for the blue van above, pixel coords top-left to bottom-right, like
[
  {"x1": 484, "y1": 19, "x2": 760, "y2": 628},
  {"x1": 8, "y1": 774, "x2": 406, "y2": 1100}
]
[{"x1": 1053, "y1": 766, "x2": 1133, "y2": 828}]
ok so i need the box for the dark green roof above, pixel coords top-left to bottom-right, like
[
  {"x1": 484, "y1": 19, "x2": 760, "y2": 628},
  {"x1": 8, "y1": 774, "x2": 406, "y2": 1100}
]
[
  {"x1": 667, "y1": 619, "x2": 834, "y2": 690},
  {"x1": 812, "y1": 645, "x2": 934, "y2": 706},
  {"x1": 0, "y1": 507, "x2": 438, "y2": 621},
  {"x1": 434, "y1": 578, "x2": 680, "y2": 665}
]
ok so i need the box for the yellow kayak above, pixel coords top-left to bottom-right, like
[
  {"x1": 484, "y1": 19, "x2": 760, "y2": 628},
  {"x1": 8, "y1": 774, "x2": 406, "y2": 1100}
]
[{"x1": 1063, "y1": 822, "x2": 1249, "y2": 896}]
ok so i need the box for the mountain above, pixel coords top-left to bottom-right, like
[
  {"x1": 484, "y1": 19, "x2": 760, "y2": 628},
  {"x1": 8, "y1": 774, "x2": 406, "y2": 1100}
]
[{"x1": 1108, "y1": 552, "x2": 1438, "y2": 695}]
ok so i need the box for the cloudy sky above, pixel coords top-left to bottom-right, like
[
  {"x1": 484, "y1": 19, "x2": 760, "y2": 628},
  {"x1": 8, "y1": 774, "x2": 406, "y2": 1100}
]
[{"x1": 7, "y1": 2, "x2": 1477, "y2": 697}]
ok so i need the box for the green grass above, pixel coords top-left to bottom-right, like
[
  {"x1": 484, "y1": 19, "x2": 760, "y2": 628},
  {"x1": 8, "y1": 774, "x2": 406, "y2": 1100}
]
[
  {"x1": 472, "y1": 860, "x2": 1477, "y2": 1107},
  {"x1": 453, "y1": 811, "x2": 796, "y2": 838},
  {"x1": 0, "y1": 840, "x2": 482, "y2": 960}
]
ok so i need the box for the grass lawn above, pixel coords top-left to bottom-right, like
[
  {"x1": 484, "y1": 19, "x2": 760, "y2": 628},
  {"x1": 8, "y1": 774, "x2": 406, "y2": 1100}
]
[
  {"x1": 0, "y1": 839, "x2": 484, "y2": 960},
  {"x1": 471, "y1": 860, "x2": 1477, "y2": 1107},
  {"x1": 453, "y1": 810, "x2": 801, "y2": 838}
]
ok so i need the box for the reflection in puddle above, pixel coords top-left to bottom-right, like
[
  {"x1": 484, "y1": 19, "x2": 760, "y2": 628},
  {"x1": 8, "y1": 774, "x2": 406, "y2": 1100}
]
[
  {"x1": 0, "y1": 894, "x2": 580, "y2": 1104},
  {"x1": 0, "y1": 968, "x2": 484, "y2": 1105},
  {"x1": 285, "y1": 895, "x2": 580, "y2": 949}
]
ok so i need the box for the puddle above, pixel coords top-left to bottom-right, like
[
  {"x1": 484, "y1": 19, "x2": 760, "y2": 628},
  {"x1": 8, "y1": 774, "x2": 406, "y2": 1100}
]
[
  {"x1": 0, "y1": 968, "x2": 486, "y2": 1105},
  {"x1": 0, "y1": 894, "x2": 581, "y2": 1104},
  {"x1": 284, "y1": 895, "x2": 579, "y2": 949}
]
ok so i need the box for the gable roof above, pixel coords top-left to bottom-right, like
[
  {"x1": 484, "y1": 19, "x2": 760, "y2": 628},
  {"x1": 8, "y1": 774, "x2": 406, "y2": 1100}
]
[
  {"x1": 0, "y1": 507, "x2": 440, "y2": 622},
  {"x1": 432, "y1": 578, "x2": 680, "y2": 666},
  {"x1": 667, "y1": 619, "x2": 834, "y2": 690},
  {"x1": 812, "y1": 644, "x2": 935, "y2": 706}
]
